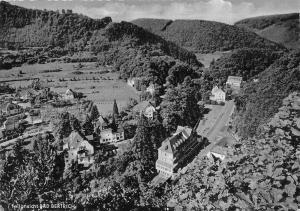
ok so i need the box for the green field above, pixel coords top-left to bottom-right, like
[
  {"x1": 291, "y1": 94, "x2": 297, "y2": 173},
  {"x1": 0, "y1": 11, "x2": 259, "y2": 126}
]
[{"x1": 0, "y1": 62, "x2": 139, "y2": 115}]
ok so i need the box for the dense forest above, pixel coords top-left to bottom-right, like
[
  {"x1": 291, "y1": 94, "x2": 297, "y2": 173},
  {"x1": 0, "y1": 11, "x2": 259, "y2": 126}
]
[
  {"x1": 0, "y1": 1, "x2": 112, "y2": 48},
  {"x1": 90, "y1": 21, "x2": 201, "y2": 81},
  {"x1": 234, "y1": 50, "x2": 300, "y2": 138},
  {"x1": 209, "y1": 48, "x2": 284, "y2": 85},
  {"x1": 0, "y1": 1, "x2": 200, "y2": 75},
  {"x1": 132, "y1": 18, "x2": 286, "y2": 53},
  {"x1": 164, "y1": 92, "x2": 300, "y2": 209},
  {"x1": 235, "y1": 13, "x2": 300, "y2": 49}
]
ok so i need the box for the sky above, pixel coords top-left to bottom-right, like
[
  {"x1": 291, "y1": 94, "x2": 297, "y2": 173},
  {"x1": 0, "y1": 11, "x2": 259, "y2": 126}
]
[{"x1": 4, "y1": 0, "x2": 300, "y2": 24}]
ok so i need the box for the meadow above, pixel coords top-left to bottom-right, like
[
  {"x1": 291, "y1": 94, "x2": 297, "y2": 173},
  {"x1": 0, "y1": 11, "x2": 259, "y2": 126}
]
[{"x1": 0, "y1": 62, "x2": 139, "y2": 115}]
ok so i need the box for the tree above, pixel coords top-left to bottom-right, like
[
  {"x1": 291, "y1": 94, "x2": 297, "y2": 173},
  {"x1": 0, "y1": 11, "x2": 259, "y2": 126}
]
[
  {"x1": 82, "y1": 116, "x2": 94, "y2": 136},
  {"x1": 113, "y1": 99, "x2": 119, "y2": 117},
  {"x1": 70, "y1": 116, "x2": 81, "y2": 132},
  {"x1": 90, "y1": 105, "x2": 100, "y2": 122},
  {"x1": 160, "y1": 76, "x2": 202, "y2": 133},
  {"x1": 53, "y1": 112, "x2": 72, "y2": 139},
  {"x1": 165, "y1": 93, "x2": 300, "y2": 210},
  {"x1": 132, "y1": 115, "x2": 164, "y2": 182}
]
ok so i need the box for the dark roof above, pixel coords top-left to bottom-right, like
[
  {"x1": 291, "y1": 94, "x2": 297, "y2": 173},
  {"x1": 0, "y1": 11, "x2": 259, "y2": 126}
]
[
  {"x1": 132, "y1": 101, "x2": 155, "y2": 113},
  {"x1": 159, "y1": 126, "x2": 192, "y2": 154}
]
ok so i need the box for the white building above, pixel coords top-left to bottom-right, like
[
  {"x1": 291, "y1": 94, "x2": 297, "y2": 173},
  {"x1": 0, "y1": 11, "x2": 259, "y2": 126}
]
[
  {"x1": 226, "y1": 76, "x2": 243, "y2": 90},
  {"x1": 64, "y1": 89, "x2": 76, "y2": 101},
  {"x1": 133, "y1": 101, "x2": 157, "y2": 119},
  {"x1": 63, "y1": 131, "x2": 94, "y2": 167},
  {"x1": 127, "y1": 78, "x2": 139, "y2": 88},
  {"x1": 146, "y1": 84, "x2": 155, "y2": 95},
  {"x1": 0, "y1": 102, "x2": 22, "y2": 116},
  {"x1": 210, "y1": 86, "x2": 226, "y2": 103},
  {"x1": 99, "y1": 127, "x2": 124, "y2": 143},
  {"x1": 156, "y1": 126, "x2": 201, "y2": 179}
]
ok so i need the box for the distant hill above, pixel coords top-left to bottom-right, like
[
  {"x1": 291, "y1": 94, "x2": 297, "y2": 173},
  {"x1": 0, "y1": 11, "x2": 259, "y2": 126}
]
[
  {"x1": 0, "y1": 1, "x2": 112, "y2": 49},
  {"x1": 235, "y1": 13, "x2": 299, "y2": 49},
  {"x1": 132, "y1": 18, "x2": 285, "y2": 53},
  {"x1": 209, "y1": 48, "x2": 284, "y2": 85},
  {"x1": 0, "y1": 1, "x2": 201, "y2": 84}
]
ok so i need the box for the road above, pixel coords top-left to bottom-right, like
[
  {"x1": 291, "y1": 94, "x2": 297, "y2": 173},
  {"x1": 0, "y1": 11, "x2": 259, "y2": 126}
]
[{"x1": 197, "y1": 100, "x2": 235, "y2": 143}]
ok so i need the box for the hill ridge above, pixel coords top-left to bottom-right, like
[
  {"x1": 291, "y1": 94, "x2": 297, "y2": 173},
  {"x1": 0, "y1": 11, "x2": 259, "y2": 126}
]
[{"x1": 132, "y1": 18, "x2": 286, "y2": 53}]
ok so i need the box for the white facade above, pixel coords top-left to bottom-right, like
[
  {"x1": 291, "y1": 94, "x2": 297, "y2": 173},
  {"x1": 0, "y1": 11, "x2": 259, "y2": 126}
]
[
  {"x1": 207, "y1": 151, "x2": 226, "y2": 161},
  {"x1": 226, "y1": 76, "x2": 242, "y2": 89},
  {"x1": 144, "y1": 106, "x2": 156, "y2": 119},
  {"x1": 156, "y1": 149, "x2": 174, "y2": 178},
  {"x1": 210, "y1": 86, "x2": 226, "y2": 103},
  {"x1": 100, "y1": 128, "x2": 124, "y2": 143},
  {"x1": 146, "y1": 84, "x2": 155, "y2": 95},
  {"x1": 64, "y1": 89, "x2": 75, "y2": 100},
  {"x1": 127, "y1": 78, "x2": 135, "y2": 88},
  {"x1": 64, "y1": 132, "x2": 95, "y2": 168}
]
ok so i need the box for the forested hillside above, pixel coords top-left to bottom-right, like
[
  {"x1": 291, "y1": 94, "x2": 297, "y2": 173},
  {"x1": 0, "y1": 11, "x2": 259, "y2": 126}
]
[
  {"x1": 132, "y1": 18, "x2": 285, "y2": 53},
  {"x1": 235, "y1": 13, "x2": 300, "y2": 49},
  {"x1": 166, "y1": 92, "x2": 300, "y2": 209},
  {"x1": 0, "y1": 1, "x2": 201, "y2": 84},
  {"x1": 0, "y1": 1, "x2": 112, "y2": 49},
  {"x1": 234, "y1": 50, "x2": 300, "y2": 138},
  {"x1": 209, "y1": 48, "x2": 284, "y2": 85}
]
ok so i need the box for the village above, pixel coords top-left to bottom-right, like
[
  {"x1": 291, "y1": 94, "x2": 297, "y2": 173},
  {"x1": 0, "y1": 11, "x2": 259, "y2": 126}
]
[{"x1": 0, "y1": 74, "x2": 243, "y2": 183}]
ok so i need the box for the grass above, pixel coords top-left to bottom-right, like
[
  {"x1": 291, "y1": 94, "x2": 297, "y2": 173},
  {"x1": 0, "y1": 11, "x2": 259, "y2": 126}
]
[{"x1": 0, "y1": 62, "x2": 139, "y2": 115}]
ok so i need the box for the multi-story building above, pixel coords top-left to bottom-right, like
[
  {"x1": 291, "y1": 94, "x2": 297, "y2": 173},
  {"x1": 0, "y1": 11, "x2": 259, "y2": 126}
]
[
  {"x1": 155, "y1": 126, "x2": 203, "y2": 179},
  {"x1": 63, "y1": 131, "x2": 95, "y2": 168},
  {"x1": 99, "y1": 127, "x2": 124, "y2": 143},
  {"x1": 133, "y1": 101, "x2": 157, "y2": 119},
  {"x1": 210, "y1": 86, "x2": 226, "y2": 103},
  {"x1": 226, "y1": 76, "x2": 243, "y2": 91}
]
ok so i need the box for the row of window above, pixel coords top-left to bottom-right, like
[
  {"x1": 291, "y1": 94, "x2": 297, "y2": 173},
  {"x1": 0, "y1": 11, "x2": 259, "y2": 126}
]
[
  {"x1": 158, "y1": 170, "x2": 171, "y2": 177},
  {"x1": 157, "y1": 164, "x2": 172, "y2": 173},
  {"x1": 101, "y1": 135, "x2": 124, "y2": 142}
]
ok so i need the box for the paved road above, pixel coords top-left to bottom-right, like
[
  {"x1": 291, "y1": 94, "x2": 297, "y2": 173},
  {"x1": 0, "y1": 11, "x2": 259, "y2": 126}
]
[{"x1": 197, "y1": 100, "x2": 235, "y2": 143}]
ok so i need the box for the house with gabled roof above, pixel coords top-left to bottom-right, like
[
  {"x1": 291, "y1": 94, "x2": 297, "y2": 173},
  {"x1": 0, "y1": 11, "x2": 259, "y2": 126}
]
[
  {"x1": 63, "y1": 131, "x2": 95, "y2": 168},
  {"x1": 226, "y1": 76, "x2": 243, "y2": 90},
  {"x1": 155, "y1": 125, "x2": 202, "y2": 179},
  {"x1": 0, "y1": 102, "x2": 22, "y2": 116},
  {"x1": 16, "y1": 88, "x2": 39, "y2": 101},
  {"x1": 207, "y1": 136, "x2": 235, "y2": 161},
  {"x1": 64, "y1": 89, "x2": 76, "y2": 101},
  {"x1": 99, "y1": 126, "x2": 125, "y2": 143},
  {"x1": 133, "y1": 101, "x2": 157, "y2": 119},
  {"x1": 146, "y1": 83, "x2": 155, "y2": 95},
  {"x1": 210, "y1": 86, "x2": 226, "y2": 103}
]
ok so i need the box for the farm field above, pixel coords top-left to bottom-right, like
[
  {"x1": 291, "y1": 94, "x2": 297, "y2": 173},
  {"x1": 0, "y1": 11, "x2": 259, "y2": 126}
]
[{"x1": 0, "y1": 62, "x2": 139, "y2": 115}]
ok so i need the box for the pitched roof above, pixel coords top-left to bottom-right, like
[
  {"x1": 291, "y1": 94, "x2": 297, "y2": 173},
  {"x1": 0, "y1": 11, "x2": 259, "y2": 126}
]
[
  {"x1": 65, "y1": 89, "x2": 76, "y2": 95},
  {"x1": 227, "y1": 76, "x2": 243, "y2": 83},
  {"x1": 159, "y1": 126, "x2": 192, "y2": 154},
  {"x1": 99, "y1": 115, "x2": 109, "y2": 124},
  {"x1": 17, "y1": 88, "x2": 39, "y2": 98},
  {"x1": 133, "y1": 101, "x2": 155, "y2": 113},
  {"x1": 174, "y1": 126, "x2": 192, "y2": 137},
  {"x1": 0, "y1": 102, "x2": 21, "y2": 112},
  {"x1": 212, "y1": 86, "x2": 225, "y2": 94},
  {"x1": 64, "y1": 131, "x2": 86, "y2": 149}
]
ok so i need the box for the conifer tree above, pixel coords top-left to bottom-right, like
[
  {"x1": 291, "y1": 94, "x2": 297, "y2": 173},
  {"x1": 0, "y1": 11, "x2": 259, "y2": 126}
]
[{"x1": 113, "y1": 99, "x2": 119, "y2": 116}]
